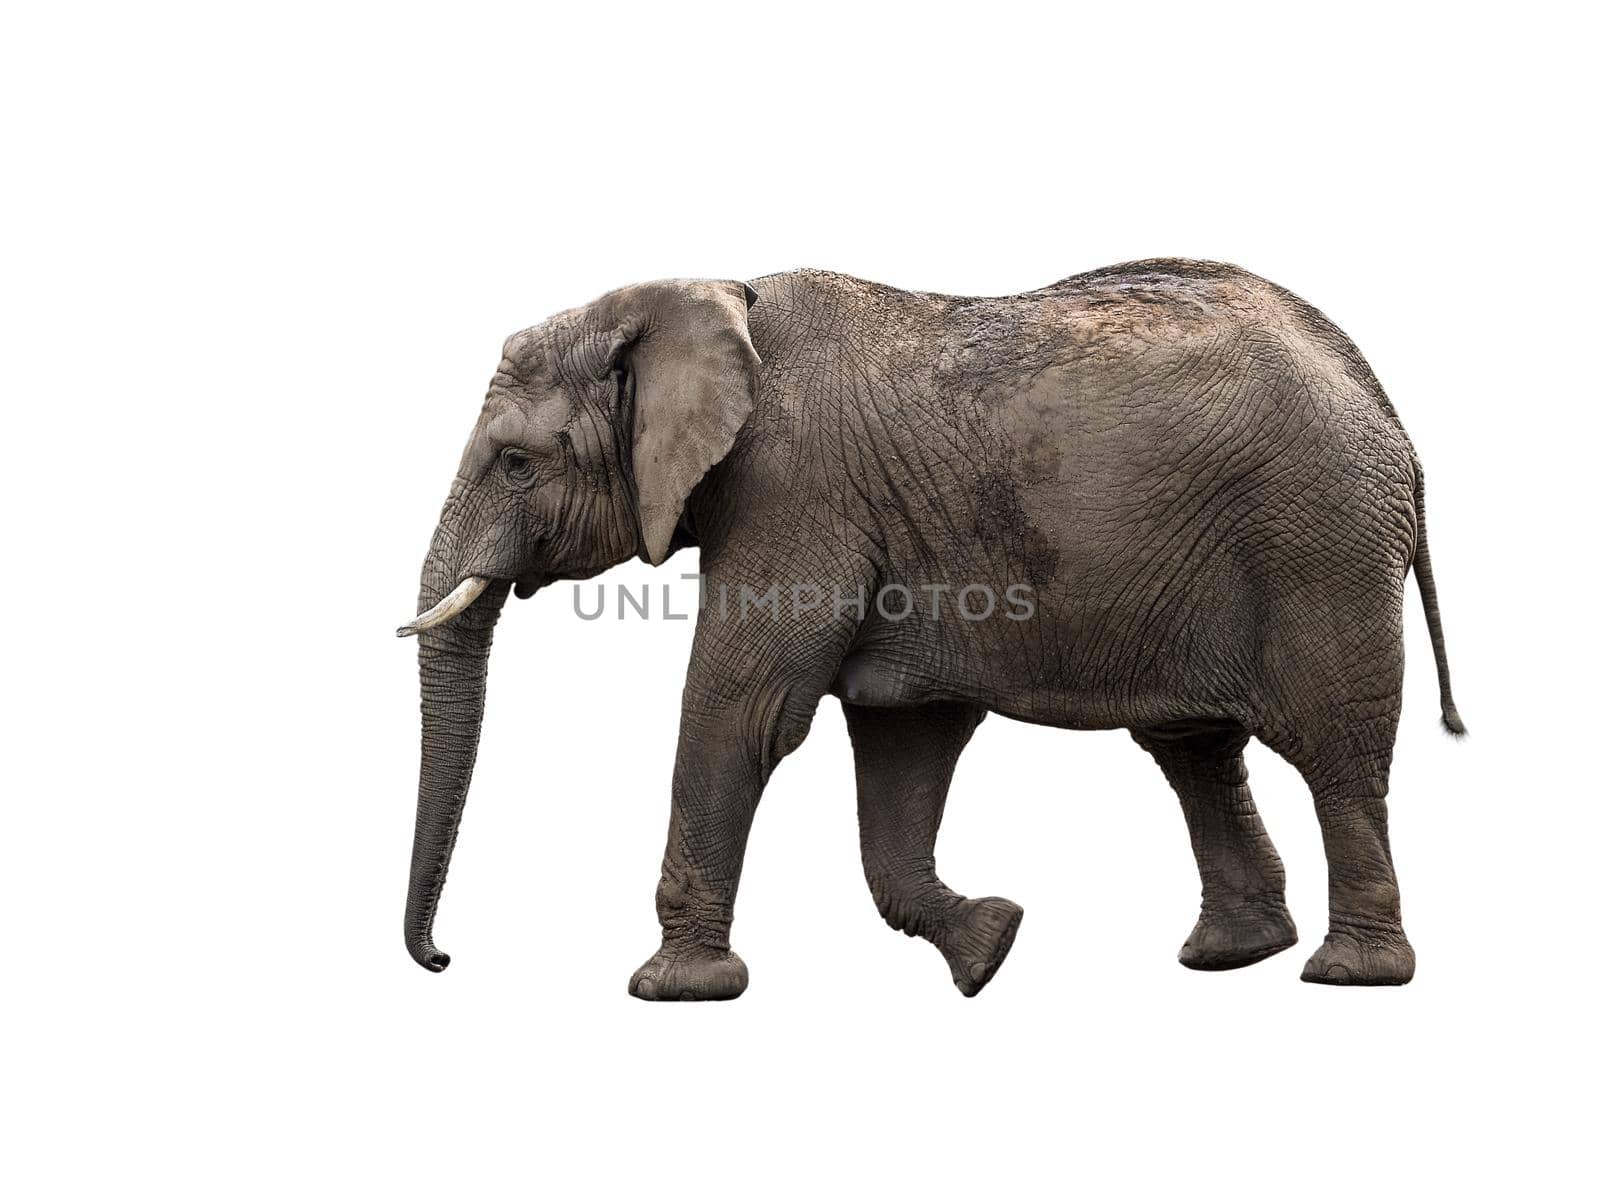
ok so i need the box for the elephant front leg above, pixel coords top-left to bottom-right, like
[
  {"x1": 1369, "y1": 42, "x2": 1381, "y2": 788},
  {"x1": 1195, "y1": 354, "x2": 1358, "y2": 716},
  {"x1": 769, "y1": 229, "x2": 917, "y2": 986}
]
[
  {"x1": 627, "y1": 773, "x2": 757, "y2": 1001},
  {"x1": 629, "y1": 712, "x2": 779, "y2": 1001},
  {"x1": 1133, "y1": 723, "x2": 1298, "y2": 971},
  {"x1": 845, "y1": 701, "x2": 1023, "y2": 997},
  {"x1": 629, "y1": 610, "x2": 850, "y2": 1001}
]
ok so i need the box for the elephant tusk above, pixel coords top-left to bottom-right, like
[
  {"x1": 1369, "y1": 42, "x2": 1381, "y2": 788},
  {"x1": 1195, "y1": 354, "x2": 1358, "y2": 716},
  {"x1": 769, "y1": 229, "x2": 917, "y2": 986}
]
[{"x1": 396, "y1": 576, "x2": 491, "y2": 638}]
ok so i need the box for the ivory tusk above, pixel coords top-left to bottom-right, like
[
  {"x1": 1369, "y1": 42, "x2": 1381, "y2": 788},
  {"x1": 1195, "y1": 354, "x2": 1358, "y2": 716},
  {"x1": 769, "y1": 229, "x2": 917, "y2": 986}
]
[{"x1": 395, "y1": 576, "x2": 491, "y2": 638}]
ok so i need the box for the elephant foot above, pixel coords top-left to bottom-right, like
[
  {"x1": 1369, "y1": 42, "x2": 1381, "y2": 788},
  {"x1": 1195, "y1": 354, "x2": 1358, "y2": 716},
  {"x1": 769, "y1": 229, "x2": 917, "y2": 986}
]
[
  {"x1": 628, "y1": 943, "x2": 748, "y2": 1001},
  {"x1": 1179, "y1": 899, "x2": 1298, "y2": 971},
  {"x1": 937, "y1": 896, "x2": 1024, "y2": 997},
  {"x1": 1301, "y1": 927, "x2": 1415, "y2": 986}
]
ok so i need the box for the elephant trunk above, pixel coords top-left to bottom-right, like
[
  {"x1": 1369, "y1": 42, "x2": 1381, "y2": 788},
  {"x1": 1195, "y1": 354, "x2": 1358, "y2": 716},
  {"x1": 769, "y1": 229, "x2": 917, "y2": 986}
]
[{"x1": 404, "y1": 549, "x2": 511, "y2": 972}]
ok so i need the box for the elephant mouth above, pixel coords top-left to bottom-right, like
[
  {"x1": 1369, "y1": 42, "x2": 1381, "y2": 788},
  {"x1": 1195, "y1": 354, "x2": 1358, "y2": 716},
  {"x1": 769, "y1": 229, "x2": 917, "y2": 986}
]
[{"x1": 513, "y1": 572, "x2": 547, "y2": 600}]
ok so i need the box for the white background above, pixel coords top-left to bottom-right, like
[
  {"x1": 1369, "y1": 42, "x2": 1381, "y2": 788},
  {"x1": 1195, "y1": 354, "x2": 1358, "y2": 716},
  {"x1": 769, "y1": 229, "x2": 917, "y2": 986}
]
[{"x1": 5, "y1": 3, "x2": 1594, "y2": 1191}]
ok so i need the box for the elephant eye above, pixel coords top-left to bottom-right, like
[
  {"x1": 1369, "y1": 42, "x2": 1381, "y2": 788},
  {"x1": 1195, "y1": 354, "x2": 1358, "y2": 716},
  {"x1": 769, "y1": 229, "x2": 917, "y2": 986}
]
[{"x1": 502, "y1": 449, "x2": 536, "y2": 481}]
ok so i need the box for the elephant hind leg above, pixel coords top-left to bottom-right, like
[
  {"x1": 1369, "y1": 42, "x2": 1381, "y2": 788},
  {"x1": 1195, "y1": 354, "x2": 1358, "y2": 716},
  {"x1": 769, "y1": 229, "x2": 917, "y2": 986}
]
[
  {"x1": 1256, "y1": 598, "x2": 1415, "y2": 985},
  {"x1": 844, "y1": 701, "x2": 1022, "y2": 997},
  {"x1": 1133, "y1": 721, "x2": 1298, "y2": 971},
  {"x1": 1264, "y1": 708, "x2": 1414, "y2": 986}
]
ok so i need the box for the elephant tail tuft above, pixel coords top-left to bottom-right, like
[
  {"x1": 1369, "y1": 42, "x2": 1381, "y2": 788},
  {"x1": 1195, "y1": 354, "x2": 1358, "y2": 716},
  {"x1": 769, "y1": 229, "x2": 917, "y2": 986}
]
[
  {"x1": 1440, "y1": 703, "x2": 1467, "y2": 738},
  {"x1": 1412, "y1": 465, "x2": 1466, "y2": 737}
]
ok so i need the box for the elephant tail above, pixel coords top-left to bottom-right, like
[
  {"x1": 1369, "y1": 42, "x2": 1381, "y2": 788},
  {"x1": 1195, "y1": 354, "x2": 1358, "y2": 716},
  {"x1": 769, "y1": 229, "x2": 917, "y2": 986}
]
[{"x1": 1412, "y1": 466, "x2": 1466, "y2": 736}]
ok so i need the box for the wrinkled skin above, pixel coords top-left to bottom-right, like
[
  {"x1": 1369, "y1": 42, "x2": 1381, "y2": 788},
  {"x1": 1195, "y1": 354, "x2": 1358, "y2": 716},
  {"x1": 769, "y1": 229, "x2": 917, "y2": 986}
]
[{"x1": 404, "y1": 261, "x2": 1463, "y2": 997}]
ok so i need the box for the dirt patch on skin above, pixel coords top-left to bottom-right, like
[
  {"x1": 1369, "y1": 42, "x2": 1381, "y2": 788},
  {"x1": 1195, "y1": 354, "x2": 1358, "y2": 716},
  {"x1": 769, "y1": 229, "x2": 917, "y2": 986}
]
[
  {"x1": 972, "y1": 466, "x2": 1061, "y2": 588},
  {"x1": 1008, "y1": 365, "x2": 1071, "y2": 484}
]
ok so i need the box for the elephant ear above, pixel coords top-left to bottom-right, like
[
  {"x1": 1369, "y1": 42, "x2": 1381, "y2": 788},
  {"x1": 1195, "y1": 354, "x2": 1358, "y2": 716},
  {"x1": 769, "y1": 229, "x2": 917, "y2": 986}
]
[{"x1": 598, "y1": 280, "x2": 761, "y2": 565}]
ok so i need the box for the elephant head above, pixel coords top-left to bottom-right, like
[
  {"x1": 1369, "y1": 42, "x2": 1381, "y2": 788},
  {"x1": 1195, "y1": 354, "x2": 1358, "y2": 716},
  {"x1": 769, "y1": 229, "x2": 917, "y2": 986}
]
[{"x1": 397, "y1": 279, "x2": 761, "y2": 971}]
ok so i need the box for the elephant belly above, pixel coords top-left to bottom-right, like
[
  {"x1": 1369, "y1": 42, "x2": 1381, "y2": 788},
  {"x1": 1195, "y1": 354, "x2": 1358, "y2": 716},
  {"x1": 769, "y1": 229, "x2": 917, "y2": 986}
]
[{"x1": 829, "y1": 651, "x2": 939, "y2": 708}]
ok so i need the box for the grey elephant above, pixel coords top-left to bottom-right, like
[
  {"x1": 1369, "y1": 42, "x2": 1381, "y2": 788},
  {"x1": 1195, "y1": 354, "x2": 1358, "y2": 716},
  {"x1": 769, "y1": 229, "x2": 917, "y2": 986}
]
[{"x1": 397, "y1": 260, "x2": 1463, "y2": 998}]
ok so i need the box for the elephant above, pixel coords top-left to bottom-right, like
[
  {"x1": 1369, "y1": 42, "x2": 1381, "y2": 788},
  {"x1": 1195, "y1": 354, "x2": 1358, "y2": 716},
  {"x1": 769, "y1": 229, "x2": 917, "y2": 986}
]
[{"x1": 397, "y1": 260, "x2": 1463, "y2": 998}]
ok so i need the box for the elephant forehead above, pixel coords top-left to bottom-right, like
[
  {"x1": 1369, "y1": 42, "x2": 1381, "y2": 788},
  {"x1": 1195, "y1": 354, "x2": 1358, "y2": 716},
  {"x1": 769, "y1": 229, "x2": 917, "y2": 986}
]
[
  {"x1": 501, "y1": 325, "x2": 547, "y2": 364},
  {"x1": 490, "y1": 389, "x2": 570, "y2": 440},
  {"x1": 457, "y1": 391, "x2": 572, "y2": 475}
]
